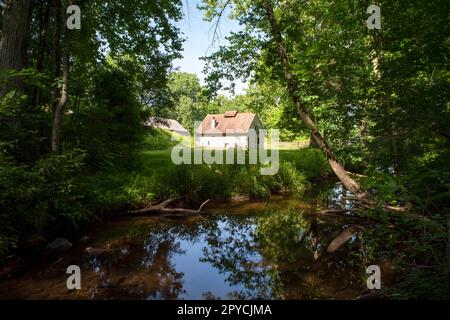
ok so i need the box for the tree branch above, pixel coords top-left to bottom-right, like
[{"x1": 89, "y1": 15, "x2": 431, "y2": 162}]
[
  {"x1": 208, "y1": 0, "x2": 232, "y2": 50},
  {"x1": 124, "y1": 198, "x2": 211, "y2": 217}
]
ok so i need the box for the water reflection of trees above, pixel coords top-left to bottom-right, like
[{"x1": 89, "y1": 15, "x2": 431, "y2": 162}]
[
  {"x1": 315, "y1": 182, "x2": 353, "y2": 211},
  {"x1": 85, "y1": 222, "x2": 205, "y2": 300},
  {"x1": 200, "y1": 215, "x2": 282, "y2": 299},
  {"x1": 200, "y1": 208, "x2": 369, "y2": 299},
  {"x1": 84, "y1": 192, "x2": 370, "y2": 300}
]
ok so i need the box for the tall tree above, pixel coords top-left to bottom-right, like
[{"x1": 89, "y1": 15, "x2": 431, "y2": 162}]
[
  {"x1": 261, "y1": 0, "x2": 366, "y2": 200},
  {"x1": 50, "y1": 0, "x2": 62, "y2": 107},
  {"x1": 0, "y1": 0, "x2": 34, "y2": 97},
  {"x1": 51, "y1": 27, "x2": 69, "y2": 153},
  {"x1": 166, "y1": 72, "x2": 208, "y2": 131},
  {"x1": 201, "y1": 0, "x2": 367, "y2": 200},
  {"x1": 31, "y1": 1, "x2": 50, "y2": 106}
]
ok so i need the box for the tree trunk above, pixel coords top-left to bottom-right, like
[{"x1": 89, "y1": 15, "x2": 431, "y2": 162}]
[
  {"x1": 359, "y1": 118, "x2": 368, "y2": 148},
  {"x1": 32, "y1": 1, "x2": 51, "y2": 106},
  {"x1": 51, "y1": 0, "x2": 62, "y2": 107},
  {"x1": 0, "y1": 0, "x2": 34, "y2": 98},
  {"x1": 51, "y1": 29, "x2": 70, "y2": 153},
  {"x1": 327, "y1": 226, "x2": 362, "y2": 253},
  {"x1": 308, "y1": 114, "x2": 320, "y2": 148},
  {"x1": 383, "y1": 94, "x2": 398, "y2": 174},
  {"x1": 261, "y1": 0, "x2": 367, "y2": 201},
  {"x1": 370, "y1": 37, "x2": 398, "y2": 174},
  {"x1": 447, "y1": 219, "x2": 450, "y2": 259}
]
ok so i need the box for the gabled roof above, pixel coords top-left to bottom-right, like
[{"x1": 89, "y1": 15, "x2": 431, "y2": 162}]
[
  {"x1": 196, "y1": 112, "x2": 258, "y2": 135},
  {"x1": 146, "y1": 117, "x2": 189, "y2": 134}
]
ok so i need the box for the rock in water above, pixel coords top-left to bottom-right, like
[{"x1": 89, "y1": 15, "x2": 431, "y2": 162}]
[
  {"x1": 46, "y1": 238, "x2": 72, "y2": 252},
  {"x1": 85, "y1": 247, "x2": 107, "y2": 257},
  {"x1": 79, "y1": 236, "x2": 90, "y2": 244}
]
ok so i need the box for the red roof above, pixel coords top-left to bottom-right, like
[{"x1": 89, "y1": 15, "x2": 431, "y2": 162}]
[{"x1": 196, "y1": 112, "x2": 258, "y2": 135}]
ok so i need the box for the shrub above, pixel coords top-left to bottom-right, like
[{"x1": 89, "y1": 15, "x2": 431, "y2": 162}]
[
  {"x1": 264, "y1": 161, "x2": 309, "y2": 194},
  {"x1": 233, "y1": 165, "x2": 271, "y2": 199},
  {"x1": 66, "y1": 61, "x2": 146, "y2": 169},
  {"x1": 280, "y1": 149, "x2": 331, "y2": 180},
  {"x1": 0, "y1": 148, "x2": 88, "y2": 255},
  {"x1": 142, "y1": 129, "x2": 179, "y2": 151}
]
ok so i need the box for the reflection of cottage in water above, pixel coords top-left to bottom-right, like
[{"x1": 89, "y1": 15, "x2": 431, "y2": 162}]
[
  {"x1": 146, "y1": 117, "x2": 190, "y2": 136},
  {"x1": 195, "y1": 111, "x2": 263, "y2": 149}
]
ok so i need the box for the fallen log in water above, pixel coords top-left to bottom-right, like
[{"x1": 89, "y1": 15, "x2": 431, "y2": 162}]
[
  {"x1": 324, "y1": 199, "x2": 445, "y2": 232},
  {"x1": 123, "y1": 197, "x2": 211, "y2": 217},
  {"x1": 310, "y1": 225, "x2": 365, "y2": 271},
  {"x1": 326, "y1": 226, "x2": 365, "y2": 253},
  {"x1": 317, "y1": 208, "x2": 358, "y2": 215}
]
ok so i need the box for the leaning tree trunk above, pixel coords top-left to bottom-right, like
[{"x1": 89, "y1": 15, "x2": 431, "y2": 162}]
[
  {"x1": 261, "y1": 0, "x2": 367, "y2": 201},
  {"x1": 51, "y1": 28, "x2": 70, "y2": 153},
  {"x1": 0, "y1": 0, "x2": 34, "y2": 98}
]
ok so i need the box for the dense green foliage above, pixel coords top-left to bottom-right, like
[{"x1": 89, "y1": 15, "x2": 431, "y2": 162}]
[
  {"x1": 199, "y1": 0, "x2": 450, "y2": 298},
  {"x1": 163, "y1": 70, "x2": 309, "y2": 141},
  {"x1": 201, "y1": 0, "x2": 450, "y2": 211},
  {"x1": 0, "y1": 0, "x2": 448, "y2": 299},
  {"x1": 0, "y1": 0, "x2": 185, "y2": 254}
]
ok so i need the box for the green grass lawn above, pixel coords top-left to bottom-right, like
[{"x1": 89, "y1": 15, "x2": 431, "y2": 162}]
[{"x1": 82, "y1": 132, "x2": 331, "y2": 215}]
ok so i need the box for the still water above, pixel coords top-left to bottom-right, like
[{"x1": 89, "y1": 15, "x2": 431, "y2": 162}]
[{"x1": 0, "y1": 183, "x2": 374, "y2": 299}]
